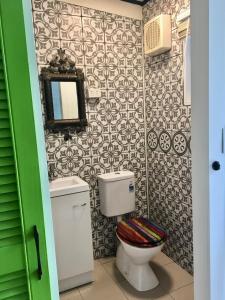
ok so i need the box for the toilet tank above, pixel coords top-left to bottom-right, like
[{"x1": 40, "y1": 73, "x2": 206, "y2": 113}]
[{"x1": 98, "y1": 171, "x2": 135, "y2": 217}]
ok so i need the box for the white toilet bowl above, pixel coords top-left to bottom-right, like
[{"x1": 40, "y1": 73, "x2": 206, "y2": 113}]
[
  {"x1": 97, "y1": 172, "x2": 166, "y2": 292},
  {"x1": 116, "y1": 234, "x2": 164, "y2": 291}
]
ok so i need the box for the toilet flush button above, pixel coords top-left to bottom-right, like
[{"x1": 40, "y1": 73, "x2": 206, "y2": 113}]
[{"x1": 129, "y1": 183, "x2": 134, "y2": 192}]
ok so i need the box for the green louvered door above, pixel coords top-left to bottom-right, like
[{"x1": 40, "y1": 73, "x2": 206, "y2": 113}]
[
  {"x1": 0, "y1": 41, "x2": 29, "y2": 299},
  {"x1": 0, "y1": 0, "x2": 58, "y2": 299}
]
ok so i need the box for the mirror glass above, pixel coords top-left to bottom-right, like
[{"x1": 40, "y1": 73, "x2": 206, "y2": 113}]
[{"x1": 51, "y1": 81, "x2": 79, "y2": 120}]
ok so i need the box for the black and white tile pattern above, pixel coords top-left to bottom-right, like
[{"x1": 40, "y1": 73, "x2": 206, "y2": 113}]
[
  {"x1": 32, "y1": 0, "x2": 147, "y2": 259},
  {"x1": 143, "y1": 0, "x2": 192, "y2": 273}
]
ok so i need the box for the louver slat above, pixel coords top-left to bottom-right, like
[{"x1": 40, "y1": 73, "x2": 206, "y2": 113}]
[
  {"x1": 0, "y1": 284, "x2": 28, "y2": 300},
  {"x1": 0, "y1": 165, "x2": 15, "y2": 176},
  {"x1": 0, "y1": 184, "x2": 17, "y2": 195},
  {"x1": 0, "y1": 276, "x2": 25, "y2": 292},
  {"x1": 0, "y1": 202, "x2": 18, "y2": 213},
  {"x1": 0, "y1": 175, "x2": 16, "y2": 186},
  {"x1": 0, "y1": 111, "x2": 8, "y2": 120},
  {"x1": 0, "y1": 138, "x2": 12, "y2": 147},
  {"x1": 0, "y1": 148, "x2": 13, "y2": 158},
  {"x1": 0, "y1": 270, "x2": 28, "y2": 300},
  {"x1": 0, "y1": 129, "x2": 11, "y2": 139},
  {"x1": 0, "y1": 211, "x2": 19, "y2": 222},
  {"x1": 0, "y1": 193, "x2": 18, "y2": 204},
  {"x1": 0, "y1": 81, "x2": 5, "y2": 91},
  {"x1": 0, "y1": 219, "x2": 21, "y2": 231},
  {"x1": 0, "y1": 102, "x2": 7, "y2": 110},
  {"x1": 0, "y1": 158, "x2": 14, "y2": 167}
]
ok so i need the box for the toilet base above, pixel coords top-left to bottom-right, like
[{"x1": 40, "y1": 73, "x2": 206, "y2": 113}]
[{"x1": 116, "y1": 244, "x2": 159, "y2": 291}]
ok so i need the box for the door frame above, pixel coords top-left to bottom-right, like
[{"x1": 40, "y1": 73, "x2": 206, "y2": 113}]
[{"x1": 192, "y1": 0, "x2": 225, "y2": 299}]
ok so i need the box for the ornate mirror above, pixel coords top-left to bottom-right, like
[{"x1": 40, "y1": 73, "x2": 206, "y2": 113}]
[{"x1": 41, "y1": 48, "x2": 87, "y2": 133}]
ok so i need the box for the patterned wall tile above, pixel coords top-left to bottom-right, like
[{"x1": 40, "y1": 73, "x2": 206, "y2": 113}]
[
  {"x1": 32, "y1": 0, "x2": 147, "y2": 259},
  {"x1": 60, "y1": 2, "x2": 82, "y2": 16},
  {"x1": 60, "y1": 40, "x2": 84, "y2": 66},
  {"x1": 143, "y1": 0, "x2": 192, "y2": 273},
  {"x1": 33, "y1": 11, "x2": 60, "y2": 39},
  {"x1": 83, "y1": 42, "x2": 105, "y2": 66},
  {"x1": 35, "y1": 38, "x2": 60, "y2": 64},
  {"x1": 82, "y1": 7, "x2": 105, "y2": 19},
  {"x1": 32, "y1": 0, "x2": 59, "y2": 13},
  {"x1": 82, "y1": 17, "x2": 104, "y2": 43},
  {"x1": 59, "y1": 15, "x2": 83, "y2": 41}
]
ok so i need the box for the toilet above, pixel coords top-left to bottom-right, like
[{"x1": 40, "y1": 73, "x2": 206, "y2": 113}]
[{"x1": 98, "y1": 171, "x2": 166, "y2": 292}]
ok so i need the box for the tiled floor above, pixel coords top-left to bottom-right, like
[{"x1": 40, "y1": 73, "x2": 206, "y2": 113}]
[{"x1": 60, "y1": 253, "x2": 194, "y2": 300}]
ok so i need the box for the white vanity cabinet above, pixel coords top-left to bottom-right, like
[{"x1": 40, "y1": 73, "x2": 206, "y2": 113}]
[{"x1": 50, "y1": 176, "x2": 94, "y2": 292}]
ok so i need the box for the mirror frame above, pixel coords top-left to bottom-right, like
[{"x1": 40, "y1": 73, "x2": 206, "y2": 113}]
[{"x1": 40, "y1": 49, "x2": 87, "y2": 132}]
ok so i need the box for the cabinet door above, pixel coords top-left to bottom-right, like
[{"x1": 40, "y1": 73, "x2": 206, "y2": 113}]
[
  {"x1": 52, "y1": 192, "x2": 93, "y2": 280},
  {"x1": 0, "y1": 1, "x2": 58, "y2": 299}
]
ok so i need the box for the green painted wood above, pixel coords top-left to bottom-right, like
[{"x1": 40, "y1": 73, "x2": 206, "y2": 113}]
[
  {"x1": 0, "y1": 276, "x2": 26, "y2": 293},
  {"x1": 0, "y1": 270, "x2": 26, "y2": 284},
  {"x1": 0, "y1": 48, "x2": 28, "y2": 300},
  {"x1": 0, "y1": 193, "x2": 18, "y2": 204},
  {"x1": 0, "y1": 184, "x2": 17, "y2": 195},
  {"x1": 0, "y1": 0, "x2": 58, "y2": 299},
  {"x1": 0, "y1": 218, "x2": 21, "y2": 231},
  {"x1": 0, "y1": 148, "x2": 13, "y2": 159},
  {"x1": 0, "y1": 130, "x2": 11, "y2": 140},
  {"x1": 0, "y1": 245, "x2": 26, "y2": 277},
  {"x1": 0, "y1": 165, "x2": 15, "y2": 175},
  {"x1": 0, "y1": 202, "x2": 19, "y2": 213},
  {"x1": 0, "y1": 157, "x2": 14, "y2": 167}
]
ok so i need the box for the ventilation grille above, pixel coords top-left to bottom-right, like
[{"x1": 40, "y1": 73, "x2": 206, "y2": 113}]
[
  {"x1": 145, "y1": 18, "x2": 160, "y2": 50},
  {"x1": 144, "y1": 14, "x2": 171, "y2": 56}
]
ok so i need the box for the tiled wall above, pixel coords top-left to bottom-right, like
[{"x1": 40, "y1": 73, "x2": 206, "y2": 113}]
[
  {"x1": 143, "y1": 0, "x2": 193, "y2": 273},
  {"x1": 32, "y1": 0, "x2": 148, "y2": 258}
]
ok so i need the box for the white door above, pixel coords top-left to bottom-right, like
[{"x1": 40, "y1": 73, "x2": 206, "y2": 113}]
[{"x1": 192, "y1": 0, "x2": 225, "y2": 299}]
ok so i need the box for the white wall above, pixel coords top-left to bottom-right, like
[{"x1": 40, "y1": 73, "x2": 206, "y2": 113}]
[{"x1": 59, "y1": 0, "x2": 142, "y2": 19}]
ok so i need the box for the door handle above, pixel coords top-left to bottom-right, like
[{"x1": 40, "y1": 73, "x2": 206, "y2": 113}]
[
  {"x1": 212, "y1": 161, "x2": 221, "y2": 171},
  {"x1": 33, "y1": 225, "x2": 42, "y2": 280}
]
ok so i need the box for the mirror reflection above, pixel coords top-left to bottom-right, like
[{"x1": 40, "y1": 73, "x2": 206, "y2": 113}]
[{"x1": 51, "y1": 81, "x2": 79, "y2": 120}]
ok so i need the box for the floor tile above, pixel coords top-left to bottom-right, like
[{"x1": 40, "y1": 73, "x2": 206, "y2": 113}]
[
  {"x1": 151, "y1": 262, "x2": 193, "y2": 293},
  {"x1": 170, "y1": 283, "x2": 194, "y2": 300},
  {"x1": 98, "y1": 256, "x2": 115, "y2": 265},
  {"x1": 117, "y1": 279, "x2": 173, "y2": 300},
  {"x1": 61, "y1": 257, "x2": 194, "y2": 300},
  {"x1": 101, "y1": 259, "x2": 126, "y2": 284},
  {"x1": 60, "y1": 288, "x2": 82, "y2": 300},
  {"x1": 79, "y1": 262, "x2": 127, "y2": 300},
  {"x1": 152, "y1": 253, "x2": 174, "y2": 266}
]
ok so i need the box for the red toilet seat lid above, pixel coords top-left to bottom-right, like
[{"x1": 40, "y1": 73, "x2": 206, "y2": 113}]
[{"x1": 116, "y1": 217, "x2": 167, "y2": 248}]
